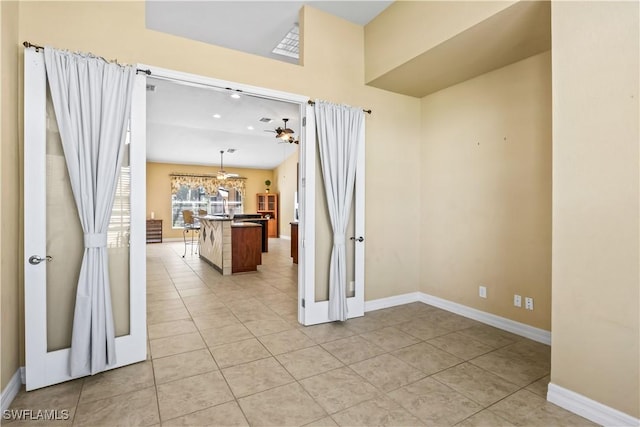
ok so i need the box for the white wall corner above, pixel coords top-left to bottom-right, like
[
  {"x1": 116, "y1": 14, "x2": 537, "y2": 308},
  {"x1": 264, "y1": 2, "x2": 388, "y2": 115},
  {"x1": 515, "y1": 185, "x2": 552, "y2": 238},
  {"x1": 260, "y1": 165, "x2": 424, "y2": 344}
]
[
  {"x1": 547, "y1": 383, "x2": 640, "y2": 427},
  {"x1": 418, "y1": 292, "x2": 551, "y2": 345},
  {"x1": 1, "y1": 368, "x2": 24, "y2": 412},
  {"x1": 365, "y1": 292, "x2": 421, "y2": 312}
]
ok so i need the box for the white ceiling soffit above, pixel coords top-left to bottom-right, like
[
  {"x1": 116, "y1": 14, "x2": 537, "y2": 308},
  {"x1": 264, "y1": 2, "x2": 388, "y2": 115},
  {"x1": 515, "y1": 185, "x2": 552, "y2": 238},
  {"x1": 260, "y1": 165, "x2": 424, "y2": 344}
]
[
  {"x1": 145, "y1": 1, "x2": 393, "y2": 64},
  {"x1": 146, "y1": 77, "x2": 300, "y2": 169}
]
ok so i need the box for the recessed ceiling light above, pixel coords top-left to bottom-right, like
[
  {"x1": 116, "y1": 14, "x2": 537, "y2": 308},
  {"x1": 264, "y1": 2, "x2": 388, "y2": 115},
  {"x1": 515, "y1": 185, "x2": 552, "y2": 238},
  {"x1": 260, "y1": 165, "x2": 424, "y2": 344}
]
[
  {"x1": 212, "y1": 114, "x2": 221, "y2": 119},
  {"x1": 247, "y1": 126, "x2": 254, "y2": 130},
  {"x1": 230, "y1": 93, "x2": 241, "y2": 99}
]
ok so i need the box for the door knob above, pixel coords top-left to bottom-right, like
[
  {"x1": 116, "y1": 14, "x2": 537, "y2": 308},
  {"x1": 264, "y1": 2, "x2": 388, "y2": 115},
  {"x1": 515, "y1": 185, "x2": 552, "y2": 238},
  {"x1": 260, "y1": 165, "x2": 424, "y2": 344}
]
[
  {"x1": 28, "y1": 255, "x2": 52, "y2": 265},
  {"x1": 350, "y1": 236, "x2": 364, "y2": 242}
]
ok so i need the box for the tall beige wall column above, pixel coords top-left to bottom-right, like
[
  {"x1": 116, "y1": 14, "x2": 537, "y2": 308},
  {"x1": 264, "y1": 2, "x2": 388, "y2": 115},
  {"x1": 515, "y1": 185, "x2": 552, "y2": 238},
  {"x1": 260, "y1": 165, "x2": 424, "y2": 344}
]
[{"x1": 551, "y1": 1, "x2": 639, "y2": 419}]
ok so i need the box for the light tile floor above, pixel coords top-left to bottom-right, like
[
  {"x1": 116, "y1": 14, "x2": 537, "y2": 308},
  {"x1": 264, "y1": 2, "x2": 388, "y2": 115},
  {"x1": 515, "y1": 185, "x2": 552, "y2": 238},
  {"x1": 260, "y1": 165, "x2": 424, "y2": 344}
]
[{"x1": 7, "y1": 239, "x2": 598, "y2": 426}]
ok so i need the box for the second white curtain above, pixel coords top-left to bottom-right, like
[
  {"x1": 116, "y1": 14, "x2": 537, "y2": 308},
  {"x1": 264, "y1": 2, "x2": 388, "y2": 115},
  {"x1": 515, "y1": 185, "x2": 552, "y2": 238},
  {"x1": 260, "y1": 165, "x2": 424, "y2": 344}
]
[
  {"x1": 44, "y1": 47, "x2": 135, "y2": 376},
  {"x1": 314, "y1": 100, "x2": 364, "y2": 321}
]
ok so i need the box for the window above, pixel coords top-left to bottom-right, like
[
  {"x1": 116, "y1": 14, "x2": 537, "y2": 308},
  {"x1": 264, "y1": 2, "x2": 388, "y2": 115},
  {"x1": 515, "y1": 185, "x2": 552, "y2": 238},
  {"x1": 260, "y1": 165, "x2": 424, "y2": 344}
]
[{"x1": 171, "y1": 184, "x2": 243, "y2": 228}]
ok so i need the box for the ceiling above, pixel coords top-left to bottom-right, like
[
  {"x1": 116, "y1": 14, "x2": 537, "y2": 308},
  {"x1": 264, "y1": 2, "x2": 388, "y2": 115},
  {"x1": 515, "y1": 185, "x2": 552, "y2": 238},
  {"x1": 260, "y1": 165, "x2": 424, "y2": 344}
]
[
  {"x1": 367, "y1": 1, "x2": 551, "y2": 97},
  {"x1": 145, "y1": 1, "x2": 393, "y2": 64},
  {"x1": 145, "y1": 1, "x2": 392, "y2": 169},
  {"x1": 146, "y1": 77, "x2": 301, "y2": 169}
]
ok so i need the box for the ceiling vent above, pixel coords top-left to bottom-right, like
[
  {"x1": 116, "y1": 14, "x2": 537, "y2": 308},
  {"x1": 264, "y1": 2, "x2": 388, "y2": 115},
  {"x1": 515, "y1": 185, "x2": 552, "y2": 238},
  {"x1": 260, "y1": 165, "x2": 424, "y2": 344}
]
[
  {"x1": 259, "y1": 117, "x2": 273, "y2": 123},
  {"x1": 272, "y1": 25, "x2": 299, "y2": 59}
]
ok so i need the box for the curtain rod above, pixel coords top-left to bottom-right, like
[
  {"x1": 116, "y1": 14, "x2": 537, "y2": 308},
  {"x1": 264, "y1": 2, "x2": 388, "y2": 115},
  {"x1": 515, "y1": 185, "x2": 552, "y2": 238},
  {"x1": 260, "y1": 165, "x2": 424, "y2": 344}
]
[
  {"x1": 23, "y1": 41, "x2": 151, "y2": 75},
  {"x1": 308, "y1": 100, "x2": 372, "y2": 115}
]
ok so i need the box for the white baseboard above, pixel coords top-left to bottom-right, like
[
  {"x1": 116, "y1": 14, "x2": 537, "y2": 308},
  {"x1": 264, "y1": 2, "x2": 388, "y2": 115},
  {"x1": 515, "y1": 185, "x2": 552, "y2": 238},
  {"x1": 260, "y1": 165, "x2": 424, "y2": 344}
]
[
  {"x1": 162, "y1": 237, "x2": 182, "y2": 242},
  {"x1": 365, "y1": 292, "x2": 421, "y2": 312},
  {"x1": 418, "y1": 292, "x2": 551, "y2": 345},
  {"x1": 364, "y1": 292, "x2": 551, "y2": 345},
  {"x1": 548, "y1": 383, "x2": 640, "y2": 427},
  {"x1": 1, "y1": 368, "x2": 23, "y2": 412},
  {"x1": 279, "y1": 235, "x2": 291, "y2": 241}
]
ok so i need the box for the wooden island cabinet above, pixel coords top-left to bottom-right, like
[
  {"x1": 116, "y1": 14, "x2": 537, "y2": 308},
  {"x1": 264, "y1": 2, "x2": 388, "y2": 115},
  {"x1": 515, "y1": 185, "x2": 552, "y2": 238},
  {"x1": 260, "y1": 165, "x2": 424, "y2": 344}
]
[
  {"x1": 231, "y1": 222, "x2": 262, "y2": 273},
  {"x1": 198, "y1": 216, "x2": 263, "y2": 275}
]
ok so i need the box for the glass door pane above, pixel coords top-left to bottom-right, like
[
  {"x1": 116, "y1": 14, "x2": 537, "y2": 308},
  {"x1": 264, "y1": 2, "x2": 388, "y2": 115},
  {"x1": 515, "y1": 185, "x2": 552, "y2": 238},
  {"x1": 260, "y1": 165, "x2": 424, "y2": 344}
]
[{"x1": 45, "y1": 83, "x2": 131, "y2": 352}]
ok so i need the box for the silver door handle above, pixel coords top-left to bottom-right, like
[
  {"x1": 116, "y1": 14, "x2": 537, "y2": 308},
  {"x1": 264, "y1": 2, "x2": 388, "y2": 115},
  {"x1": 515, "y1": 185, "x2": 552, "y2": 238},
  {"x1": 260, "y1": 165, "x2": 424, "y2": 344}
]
[
  {"x1": 29, "y1": 255, "x2": 52, "y2": 265},
  {"x1": 350, "y1": 236, "x2": 364, "y2": 242}
]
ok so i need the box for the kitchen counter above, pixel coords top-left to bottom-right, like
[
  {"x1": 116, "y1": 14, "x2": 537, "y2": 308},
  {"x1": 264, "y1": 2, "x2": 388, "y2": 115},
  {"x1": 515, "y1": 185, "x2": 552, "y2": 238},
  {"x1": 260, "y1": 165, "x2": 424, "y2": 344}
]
[{"x1": 198, "y1": 216, "x2": 262, "y2": 275}]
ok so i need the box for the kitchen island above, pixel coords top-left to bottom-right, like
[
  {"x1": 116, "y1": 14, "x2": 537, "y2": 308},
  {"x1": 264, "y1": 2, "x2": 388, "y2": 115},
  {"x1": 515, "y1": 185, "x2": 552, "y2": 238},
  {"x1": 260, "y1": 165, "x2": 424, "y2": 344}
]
[{"x1": 198, "y1": 216, "x2": 262, "y2": 275}]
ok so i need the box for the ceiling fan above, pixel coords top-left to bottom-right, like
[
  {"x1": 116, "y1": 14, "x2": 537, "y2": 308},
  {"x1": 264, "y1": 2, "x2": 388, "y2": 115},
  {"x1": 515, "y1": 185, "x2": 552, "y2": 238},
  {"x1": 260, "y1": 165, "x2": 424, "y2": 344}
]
[
  {"x1": 217, "y1": 150, "x2": 240, "y2": 180},
  {"x1": 264, "y1": 118, "x2": 299, "y2": 144}
]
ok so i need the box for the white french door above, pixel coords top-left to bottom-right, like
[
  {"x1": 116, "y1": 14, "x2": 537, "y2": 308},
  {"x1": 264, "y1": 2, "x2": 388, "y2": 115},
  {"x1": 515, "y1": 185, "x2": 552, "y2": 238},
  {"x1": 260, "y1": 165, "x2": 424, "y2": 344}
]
[
  {"x1": 23, "y1": 48, "x2": 147, "y2": 390},
  {"x1": 298, "y1": 104, "x2": 366, "y2": 325}
]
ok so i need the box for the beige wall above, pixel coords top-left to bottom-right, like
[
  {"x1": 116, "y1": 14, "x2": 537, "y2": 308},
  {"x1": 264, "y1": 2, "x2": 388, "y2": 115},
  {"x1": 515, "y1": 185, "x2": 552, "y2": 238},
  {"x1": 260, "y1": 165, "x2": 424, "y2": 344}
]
[
  {"x1": 1, "y1": 0, "x2": 21, "y2": 392},
  {"x1": 10, "y1": 6, "x2": 422, "y2": 373},
  {"x1": 274, "y1": 149, "x2": 299, "y2": 238},
  {"x1": 364, "y1": 1, "x2": 514, "y2": 83},
  {"x1": 147, "y1": 162, "x2": 274, "y2": 239},
  {"x1": 420, "y1": 51, "x2": 552, "y2": 330},
  {"x1": 551, "y1": 1, "x2": 639, "y2": 418}
]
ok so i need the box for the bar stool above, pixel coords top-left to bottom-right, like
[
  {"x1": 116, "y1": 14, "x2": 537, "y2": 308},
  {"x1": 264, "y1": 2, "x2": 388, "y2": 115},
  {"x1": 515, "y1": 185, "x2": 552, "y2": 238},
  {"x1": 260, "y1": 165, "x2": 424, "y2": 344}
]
[{"x1": 182, "y1": 209, "x2": 200, "y2": 257}]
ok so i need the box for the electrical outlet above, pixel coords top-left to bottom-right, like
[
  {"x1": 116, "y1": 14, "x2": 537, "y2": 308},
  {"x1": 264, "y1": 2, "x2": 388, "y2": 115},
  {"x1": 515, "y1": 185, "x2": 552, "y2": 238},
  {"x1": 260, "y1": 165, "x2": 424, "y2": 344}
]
[
  {"x1": 525, "y1": 297, "x2": 534, "y2": 310},
  {"x1": 514, "y1": 294, "x2": 522, "y2": 307},
  {"x1": 348, "y1": 281, "x2": 355, "y2": 293},
  {"x1": 479, "y1": 286, "x2": 487, "y2": 299}
]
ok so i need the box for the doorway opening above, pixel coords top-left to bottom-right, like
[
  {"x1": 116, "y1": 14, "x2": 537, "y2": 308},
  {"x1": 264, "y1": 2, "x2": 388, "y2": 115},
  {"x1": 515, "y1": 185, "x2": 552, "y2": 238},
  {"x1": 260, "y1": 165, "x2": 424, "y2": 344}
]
[{"x1": 140, "y1": 67, "x2": 311, "y2": 333}]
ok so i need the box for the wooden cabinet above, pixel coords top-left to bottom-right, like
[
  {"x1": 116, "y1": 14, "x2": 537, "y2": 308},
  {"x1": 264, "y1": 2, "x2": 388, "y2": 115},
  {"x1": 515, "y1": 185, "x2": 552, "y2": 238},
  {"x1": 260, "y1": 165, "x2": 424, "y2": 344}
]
[
  {"x1": 146, "y1": 219, "x2": 163, "y2": 243},
  {"x1": 256, "y1": 193, "x2": 278, "y2": 238},
  {"x1": 231, "y1": 223, "x2": 262, "y2": 273},
  {"x1": 290, "y1": 222, "x2": 298, "y2": 264}
]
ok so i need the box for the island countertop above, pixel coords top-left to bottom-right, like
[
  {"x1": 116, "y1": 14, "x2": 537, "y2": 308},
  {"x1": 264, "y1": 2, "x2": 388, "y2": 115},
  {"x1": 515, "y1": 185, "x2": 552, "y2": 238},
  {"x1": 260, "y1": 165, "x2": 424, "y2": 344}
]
[{"x1": 231, "y1": 222, "x2": 262, "y2": 228}]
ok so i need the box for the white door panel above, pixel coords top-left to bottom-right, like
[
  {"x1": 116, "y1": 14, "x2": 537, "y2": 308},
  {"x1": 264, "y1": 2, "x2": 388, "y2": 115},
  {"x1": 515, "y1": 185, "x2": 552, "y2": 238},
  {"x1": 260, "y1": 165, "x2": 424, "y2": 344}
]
[
  {"x1": 23, "y1": 48, "x2": 147, "y2": 390},
  {"x1": 299, "y1": 104, "x2": 365, "y2": 325}
]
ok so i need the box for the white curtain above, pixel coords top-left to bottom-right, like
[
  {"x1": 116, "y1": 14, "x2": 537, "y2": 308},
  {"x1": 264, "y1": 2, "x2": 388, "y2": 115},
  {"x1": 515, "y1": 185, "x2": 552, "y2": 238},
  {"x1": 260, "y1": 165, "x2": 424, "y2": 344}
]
[
  {"x1": 314, "y1": 100, "x2": 365, "y2": 321},
  {"x1": 44, "y1": 48, "x2": 135, "y2": 376}
]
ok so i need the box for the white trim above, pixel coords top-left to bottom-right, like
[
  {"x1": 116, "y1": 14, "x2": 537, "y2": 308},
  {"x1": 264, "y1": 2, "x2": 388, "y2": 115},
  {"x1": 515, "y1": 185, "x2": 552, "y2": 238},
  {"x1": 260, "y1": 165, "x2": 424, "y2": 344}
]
[
  {"x1": 128, "y1": 71, "x2": 149, "y2": 367},
  {"x1": 159, "y1": 237, "x2": 182, "y2": 242},
  {"x1": 365, "y1": 292, "x2": 421, "y2": 312},
  {"x1": 139, "y1": 64, "x2": 308, "y2": 105},
  {"x1": 280, "y1": 235, "x2": 291, "y2": 241},
  {"x1": 1, "y1": 369, "x2": 23, "y2": 412},
  {"x1": 363, "y1": 292, "x2": 552, "y2": 345},
  {"x1": 547, "y1": 383, "x2": 640, "y2": 427},
  {"x1": 299, "y1": 103, "x2": 316, "y2": 325},
  {"x1": 418, "y1": 293, "x2": 551, "y2": 345},
  {"x1": 352, "y1": 115, "x2": 366, "y2": 319}
]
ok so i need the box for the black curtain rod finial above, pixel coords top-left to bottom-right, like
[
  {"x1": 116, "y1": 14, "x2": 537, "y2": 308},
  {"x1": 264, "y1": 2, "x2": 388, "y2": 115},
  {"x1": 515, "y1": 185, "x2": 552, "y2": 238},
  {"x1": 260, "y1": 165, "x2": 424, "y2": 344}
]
[{"x1": 23, "y1": 41, "x2": 44, "y2": 52}]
